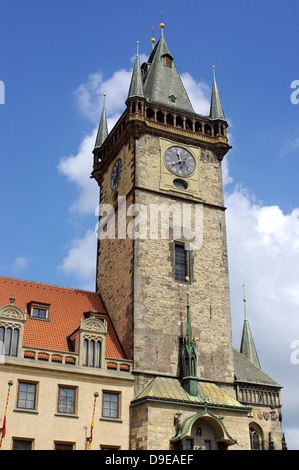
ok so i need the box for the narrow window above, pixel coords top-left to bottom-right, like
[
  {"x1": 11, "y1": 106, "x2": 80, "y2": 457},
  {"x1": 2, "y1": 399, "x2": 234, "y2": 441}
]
[
  {"x1": 17, "y1": 382, "x2": 37, "y2": 410},
  {"x1": 175, "y1": 244, "x2": 187, "y2": 282},
  {"x1": 83, "y1": 339, "x2": 101, "y2": 368},
  {"x1": 102, "y1": 392, "x2": 120, "y2": 419},
  {"x1": 11, "y1": 328, "x2": 19, "y2": 356},
  {"x1": 162, "y1": 54, "x2": 173, "y2": 68},
  {"x1": 58, "y1": 386, "x2": 76, "y2": 414},
  {"x1": 0, "y1": 327, "x2": 4, "y2": 355},
  {"x1": 4, "y1": 327, "x2": 12, "y2": 355}
]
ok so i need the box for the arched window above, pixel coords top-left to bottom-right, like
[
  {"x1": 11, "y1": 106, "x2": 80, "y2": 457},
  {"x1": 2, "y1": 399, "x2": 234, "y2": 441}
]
[
  {"x1": 162, "y1": 54, "x2": 173, "y2": 68},
  {"x1": 146, "y1": 108, "x2": 154, "y2": 120},
  {"x1": 157, "y1": 110, "x2": 164, "y2": 123},
  {"x1": 249, "y1": 424, "x2": 263, "y2": 450},
  {"x1": 0, "y1": 326, "x2": 19, "y2": 357},
  {"x1": 83, "y1": 338, "x2": 101, "y2": 368}
]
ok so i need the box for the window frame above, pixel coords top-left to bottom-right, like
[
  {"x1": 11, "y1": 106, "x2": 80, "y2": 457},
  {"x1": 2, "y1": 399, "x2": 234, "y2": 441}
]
[
  {"x1": 0, "y1": 325, "x2": 19, "y2": 357},
  {"x1": 57, "y1": 385, "x2": 77, "y2": 415},
  {"x1": 102, "y1": 391, "x2": 120, "y2": 420},
  {"x1": 17, "y1": 381, "x2": 38, "y2": 411},
  {"x1": 28, "y1": 303, "x2": 50, "y2": 321}
]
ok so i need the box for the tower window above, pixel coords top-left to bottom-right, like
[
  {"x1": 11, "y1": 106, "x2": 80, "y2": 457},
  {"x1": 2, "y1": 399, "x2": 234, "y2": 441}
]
[
  {"x1": 162, "y1": 54, "x2": 173, "y2": 68},
  {"x1": 175, "y1": 244, "x2": 187, "y2": 282},
  {"x1": 169, "y1": 94, "x2": 176, "y2": 104}
]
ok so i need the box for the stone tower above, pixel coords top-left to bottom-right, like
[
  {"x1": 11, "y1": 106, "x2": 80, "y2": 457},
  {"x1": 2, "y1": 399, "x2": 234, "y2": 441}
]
[{"x1": 92, "y1": 23, "x2": 234, "y2": 393}]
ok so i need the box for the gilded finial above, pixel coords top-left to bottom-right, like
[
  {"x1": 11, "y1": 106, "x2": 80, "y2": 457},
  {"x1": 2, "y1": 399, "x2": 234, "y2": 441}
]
[
  {"x1": 212, "y1": 65, "x2": 216, "y2": 80},
  {"x1": 242, "y1": 283, "x2": 247, "y2": 320},
  {"x1": 136, "y1": 41, "x2": 140, "y2": 56}
]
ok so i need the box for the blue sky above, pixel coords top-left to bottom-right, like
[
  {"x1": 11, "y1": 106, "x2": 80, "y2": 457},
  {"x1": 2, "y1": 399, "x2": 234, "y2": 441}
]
[{"x1": 1, "y1": 0, "x2": 299, "y2": 449}]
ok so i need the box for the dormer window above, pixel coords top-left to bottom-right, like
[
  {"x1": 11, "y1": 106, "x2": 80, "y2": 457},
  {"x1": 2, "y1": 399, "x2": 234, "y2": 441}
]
[
  {"x1": 169, "y1": 94, "x2": 176, "y2": 104},
  {"x1": 162, "y1": 54, "x2": 173, "y2": 69},
  {"x1": 29, "y1": 302, "x2": 50, "y2": 320}
]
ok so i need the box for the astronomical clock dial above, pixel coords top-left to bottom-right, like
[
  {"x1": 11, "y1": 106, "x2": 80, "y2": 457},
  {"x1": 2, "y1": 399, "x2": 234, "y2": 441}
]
[
  {"x1": 164, "y1": 146, "x2": 195, "y2": 177},
  {"x1": 110, "y1": 158, "x2": 123, "y2": 191}
]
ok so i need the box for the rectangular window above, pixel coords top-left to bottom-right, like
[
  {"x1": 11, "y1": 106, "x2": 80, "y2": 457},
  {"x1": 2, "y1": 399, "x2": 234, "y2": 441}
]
[
  {"x1": 12, "y1": 438, "x2": 33, "y2": 450},
  {"x1": 54, "y1": 442, "x2": 74, "y2": 450},
  {"x1": 102, "y1": 392, "x2": 120, "y2": 419},
  {"x1": 175, "y1": 244, "x2": 187, "y2": 282},
  {"x1": 32, "y1": 307, "x2": 47, "y2": 318},
  {"x1": 29, "y1": 303, "x2": 50, "y2": 320},
  {"x1": 57, "y1": 386, "x2": 76, "y2": 414},
  {"x1": 17, "y1": 382, "x2": 37, "y2": 410}
]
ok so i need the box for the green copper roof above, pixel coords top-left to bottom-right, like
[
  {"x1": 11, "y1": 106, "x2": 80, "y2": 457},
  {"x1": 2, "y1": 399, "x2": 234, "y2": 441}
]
[
  {"x1": 240, "y1": 319, "x2": 261, "y2": 369},
  {"x1": 209, "y1": 67, "x2": 225, "y2": 120},
  {"x1": 234, "y1": 348, "x2": 281, "y2": 387},
  {"x1": 94, "y1": 95, "x2": 108, "y2": 148},
  {"x1": 133, "y1": 376, "x2": 246, "y2": 410},
  {"x1": 170, "y1": 408, "x2": 237, "y2": 445},
  {"x1": 128, "y1": 42, "x2": 144, "y2": 99},
  {"x1": 142, "y1": 35, "x2": 194, "y2": 114}
]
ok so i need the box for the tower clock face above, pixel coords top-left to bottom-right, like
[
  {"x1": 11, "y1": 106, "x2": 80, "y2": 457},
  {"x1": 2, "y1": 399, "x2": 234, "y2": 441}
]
[
  {"x1": 164, "y1": 146, "x2": 195, "y2": 176},
  {"x1": 110, "y1": 158, "x2": 123, "y2": 191}
]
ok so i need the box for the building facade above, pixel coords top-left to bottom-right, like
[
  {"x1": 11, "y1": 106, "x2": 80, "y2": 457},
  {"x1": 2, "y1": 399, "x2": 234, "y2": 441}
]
[{"x1": 0, "y1": 22, "x2": 286, "y2": 451}]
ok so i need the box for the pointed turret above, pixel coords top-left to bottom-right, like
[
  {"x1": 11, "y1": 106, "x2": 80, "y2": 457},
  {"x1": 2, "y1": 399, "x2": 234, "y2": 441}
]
[
  {"x1": 181, "y1": 276, "x2": 198, "y2": 396},
  {"x1": 239, "y1": 284, "x2": 261, "y2": 369},
  {"x1": 142, "y1": 22, "x2": 194, "y2": 114},
  {"x1": 209, "y1": 66, "x2": 225, "y2": 120},
  {"x1": 128, "y1": 41, "x2": 144, "y2": 99},
  {"x1": 94, "y1": 94, "x2": 108, "y2": 149}
]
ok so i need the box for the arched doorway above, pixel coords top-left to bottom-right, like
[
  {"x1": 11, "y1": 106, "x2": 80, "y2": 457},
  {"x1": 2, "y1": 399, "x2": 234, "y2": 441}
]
[{"x1": 170, "y1": 409, "x2": 237, "y2": 450}]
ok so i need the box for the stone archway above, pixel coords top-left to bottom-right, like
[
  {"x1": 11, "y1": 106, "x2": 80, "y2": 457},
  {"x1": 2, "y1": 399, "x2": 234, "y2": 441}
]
[{"x1": 170, "y1": 409, "x2": 237, "y2": 450}]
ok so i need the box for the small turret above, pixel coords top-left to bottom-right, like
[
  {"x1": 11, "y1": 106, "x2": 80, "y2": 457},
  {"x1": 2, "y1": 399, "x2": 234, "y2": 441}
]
[
  {"x1": 240, "y1": 284, "x2": 261, "y2": 369},
  {"x1": 181, "y1": 276, "x2": 198, "y2": 396},
  {"x1": 94, "y1": 94, "x2": 108, "y2": 149},
  {"x1": 127, "y1": 41, "x2": 144, "y2": 100},
  {"x1": 209, "y1": 66, "x2": 225, "y2": 121}
]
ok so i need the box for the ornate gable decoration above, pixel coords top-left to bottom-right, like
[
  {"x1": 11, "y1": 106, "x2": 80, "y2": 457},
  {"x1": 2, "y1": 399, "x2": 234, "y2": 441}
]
[{"x1": 0, "y1": 304, "x2": 26, "y2": 324}]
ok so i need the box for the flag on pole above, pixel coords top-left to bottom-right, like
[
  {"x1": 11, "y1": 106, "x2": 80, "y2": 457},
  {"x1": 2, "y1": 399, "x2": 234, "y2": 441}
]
[
  {"x1": 0, "y1": 381, "x2": 13, "y2": 450},
  {"x1": 88, "y1": 392, "x2": 99, "y2": 450}
]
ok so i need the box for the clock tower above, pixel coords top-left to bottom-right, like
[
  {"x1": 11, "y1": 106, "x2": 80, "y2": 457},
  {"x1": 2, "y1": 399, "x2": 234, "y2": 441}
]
[{"x1": 92, "y1": 23, "x2": 233, "y2": 393}]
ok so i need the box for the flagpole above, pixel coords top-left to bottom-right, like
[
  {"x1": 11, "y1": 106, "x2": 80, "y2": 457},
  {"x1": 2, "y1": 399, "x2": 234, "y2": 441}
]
[
  {"x1": 87, "y1": 392, "x2": 99, "y2": 450},
  {"x1": 0, "y1": 380, "x2": 13, "y2": 450}
]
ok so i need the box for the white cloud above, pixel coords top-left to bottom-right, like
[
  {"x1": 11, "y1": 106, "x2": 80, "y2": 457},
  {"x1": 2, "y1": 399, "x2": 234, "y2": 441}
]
[
  {"x1": 60, "y1": 229, "x2": 97, "y2": 290},
  {"x1": 74, "y1": 69, "x2": 132, "y2": 123},
  {"x1": 12, "y1": 256, "x2": 30, "y2": 272},
  {"x1": 224, "y1": 176, "x2": 299, "y2": 450},
  {"x1": 181, "y1": 72, "x2": 211, "y2": 115}
]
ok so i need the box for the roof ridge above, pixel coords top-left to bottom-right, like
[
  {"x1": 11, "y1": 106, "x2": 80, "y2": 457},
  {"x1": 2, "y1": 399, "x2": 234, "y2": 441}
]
[{"x1": 0, "y1": 275, "x2": 96, "y2": 295}]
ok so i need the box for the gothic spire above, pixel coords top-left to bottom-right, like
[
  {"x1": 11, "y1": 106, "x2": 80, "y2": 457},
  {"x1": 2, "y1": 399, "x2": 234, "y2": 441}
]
[
  {"x1": 239, "y1": 284, "x2": 261, "y2": 369},
  {"x1": 142, "y1": 22, "x2": 194, "y2": 114},
  {"x1": 181, "y1": 276, "x2": 198, "y2": 396},
  {"x1": 128, "y1": 41, "x2": 144, "y2": 99},
  {"x1": 94, "y1": 94, "x2": 108, "y2": 149},
  {"x1": 209, "y1": 66, "x2": 225, "y2": 120}
]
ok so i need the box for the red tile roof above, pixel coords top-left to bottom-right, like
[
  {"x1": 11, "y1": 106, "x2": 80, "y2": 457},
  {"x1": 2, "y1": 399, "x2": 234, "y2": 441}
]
[{"x1": 0, "y1": 276, "x2": 125, "y2": 360}]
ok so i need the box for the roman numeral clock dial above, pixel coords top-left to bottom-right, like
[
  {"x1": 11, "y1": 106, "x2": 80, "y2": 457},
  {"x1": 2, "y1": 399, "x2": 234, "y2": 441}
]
[
  {"x1": 164, "y1": 146, "x2": 195, "y2": 177},
  {"x1": 110, "y1": 158, "x2": 123, "y2": 192}
]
